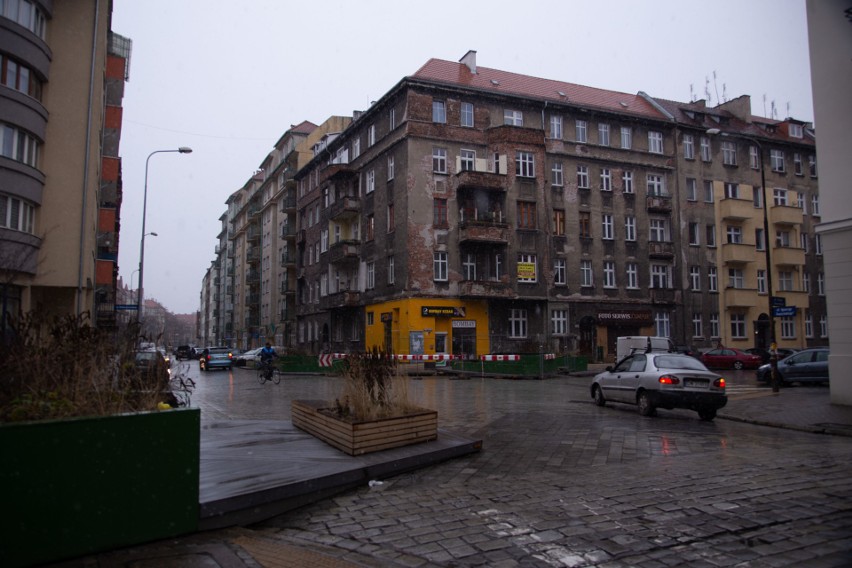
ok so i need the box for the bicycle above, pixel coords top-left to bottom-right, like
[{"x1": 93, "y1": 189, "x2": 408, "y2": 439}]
[{"x1": 257, "y1": 360, "x2": 280, "y2": 384}]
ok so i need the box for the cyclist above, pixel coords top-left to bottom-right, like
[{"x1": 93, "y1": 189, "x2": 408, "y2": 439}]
[{"x1": 259, "y1": 342, "x2": 277, "y2": 381}]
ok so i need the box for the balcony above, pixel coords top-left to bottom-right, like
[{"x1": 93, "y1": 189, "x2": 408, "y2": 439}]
[
  {"x1": 459, "y1": 279, "x2": 515, "y2": 299},
  {"x1": 648, "y1": 241, "x2": 674, "y2": 259},
  {"x1": 459, "y1": 220, "x2": 510, "y2": 244},
  {"x1": 724, "y1": 287, "x2": 757, "y2": 307},
  {"x1": 721, "y1": 243, "x2": 756, "y2": 264},
  {"x1": 247, "y1": 224, "x2": 261, "y2": 242},
  {"x1": 320, "y1": 290, "x2": 361, "y2": 310},
  {"x1": 329, "y1": 196, "x2": 361, "y2": 221},
  {"x1": 246, "y1": 270, "x2": 260, "y2": 284},
  {"x1": 650, "y1": 288, "x2": 677, "y2": 305},
  {"x1": 770, "y1": 205, "x2": 803, "y2": 226},
  {"x1": 280, "y1": 281, "x2": 294, "y2": 294},
  {"x1": 320, "y1": 163, "x2": 356, "y2": 184},
  {"x1": 646, "y1": 195, "x2": 672, "y2": 212},
  {"x1": 328, "y1": 240, "x2": 361, "y2": 265},
  {"x1": 282, "y1": 191, "x2": 297, "y2": 211},
  {"x1": 246, "y1": 246, "x2": 260, "y2": 263},
  {"x1": 772, "y1": 245, "x2": 805, "y2": 267},
  {"x1": 775, "y1": 289, "x2": 808, "y2": 307},
  {"x1": 455, "y1": 156, "x2": 508, "y2": 191},
  {"x1": 719, "y1": 198, "x2": 757, "y2": 221},
  {"x1": 244, "y1": 293, "x2": 259, "y2": 306},
  {"x1": 280, "y1": 251, "x2": 295, "y2": 267},
  {"x1": 281, "y1": 224, "x2": 296, "y2": 239}
]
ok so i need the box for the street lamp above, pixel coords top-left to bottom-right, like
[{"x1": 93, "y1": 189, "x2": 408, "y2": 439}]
[
  {"x1": 137, "y1": 147, "x2": 192, "y2": 321},
  {"x1": 706, "y1": 128, "x2": 779, "y2": 392}
]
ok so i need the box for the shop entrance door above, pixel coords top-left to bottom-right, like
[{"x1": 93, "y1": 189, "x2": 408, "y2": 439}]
[{"x1": 452, "y1": 328, "x2": 477, "y2": 360}]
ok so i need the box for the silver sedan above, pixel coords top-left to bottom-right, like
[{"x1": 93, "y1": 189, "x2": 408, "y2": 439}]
[{"x1": 591, "y1": 353, "x2": 727, "y2": 421}]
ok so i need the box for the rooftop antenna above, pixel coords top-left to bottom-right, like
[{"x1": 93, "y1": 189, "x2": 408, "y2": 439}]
[
  {"x1": 689, "y1": 83, "x2": 695, "y2": 102},
  {"x1": 763, "y1": 94, "x2": 767, "y2": 117},
  {"x1": 786, "y1": 101, "x2": 791, "y2": 118},
  {"x1": 771, "y1": 100, "x2": 777, "y2": 119},
  {"x1": 722, "y1": 83, "x2": 727, "y2": 103},
  {"x1": 713, "y1": 71, "x2": 720, "y2": 105},
  {"x1": 704, "y1": 76, "x2": 712, "y2": 104}
]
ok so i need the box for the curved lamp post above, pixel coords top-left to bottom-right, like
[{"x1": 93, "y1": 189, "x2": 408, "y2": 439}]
[
  {"x1": 706, "y1": 128, "x2": 778, "y2": 392},
  {"x1": 137, "y1": 148, "x2": 191, "y2": 321}
]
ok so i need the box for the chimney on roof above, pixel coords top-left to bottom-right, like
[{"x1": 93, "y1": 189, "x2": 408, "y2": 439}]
[{"x1": 460, "y1": 50, "x2": 477, "y2": 74}]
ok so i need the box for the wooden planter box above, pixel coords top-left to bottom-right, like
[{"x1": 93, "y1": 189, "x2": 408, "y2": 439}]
[{"x1": 291, "y1": 399, "x2": 437, "y2": 456}]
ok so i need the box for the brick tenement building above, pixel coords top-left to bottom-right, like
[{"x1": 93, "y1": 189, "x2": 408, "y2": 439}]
[{"x1": 279, "y1": 52, "x2": 824, "y2": 361}]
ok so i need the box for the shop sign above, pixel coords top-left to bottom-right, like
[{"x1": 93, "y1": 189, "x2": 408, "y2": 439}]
[
  {"x1": 422, "y1": 306, "x2": 466, "y2": 317},
  {"x1": 597, "y1": 310, "x2": 653, "y2": 325},
  {"x1": 452, "y1": 320, "x2": 476, "y2": 328}
]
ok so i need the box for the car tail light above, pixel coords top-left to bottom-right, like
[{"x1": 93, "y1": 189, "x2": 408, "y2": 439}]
[
  {"x1": 714, "y1": 378, "x2": 726, "y2": 389},
  {"x1": 228, "y1": 352, "x2": 233, "y2": 359},
  {"x1": 658, "y1": 375, "x2": 680, "y2": 385},
  {"x1": 206, "y1": 355, "x2": 211, "y2": 361}
]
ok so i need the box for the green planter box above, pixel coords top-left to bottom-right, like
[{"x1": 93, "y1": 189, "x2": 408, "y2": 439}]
[{"x1": 0, "y1": 408, "x2": 200, "y2": 567}]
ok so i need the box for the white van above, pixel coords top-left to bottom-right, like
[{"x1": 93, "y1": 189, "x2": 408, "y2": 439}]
[{"x1": 615, "y1": 336, "x2": 673, "y2": 362}]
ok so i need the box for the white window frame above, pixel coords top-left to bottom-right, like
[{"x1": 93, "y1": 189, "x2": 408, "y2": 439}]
[
  {"x1": 600, "y1": 168, "x2": 612, "y2": 191},
  {"x1": 603, "y1": 261, "x2": 616, "y2": 288},
  {"x1": 598, "y1": 123, "x2": 610, "y2": 146},
  {"x1": 516, "y1": 151, "x2": 535, "y2": 178},
  {"x1": 690, "y1": 266, "x2": 701, "y2": 291},
  {"x1": 683, "y1": 134, "x2": 694, "y2": 159},
  {"x1": 554, "y1": 258, "x2": 566, "y2": 285},
  {"x1": 580, "y1": 259, "x2": 593, "y2": 287},
  {"x1": 387, "y1": 155, "x2": 395, "y2": 180},
  {"x1": 620, "y1": 126, "x2": 632, "y2": 149},
  {"x1": 433, "y1": 251, "x2": 448, "y2": 281},
  {"x1": 708, "y1": 267, "x2": 718, "y2": 292},
  {"x1": 517, "y1": 253, "x2": 537, "y2": 283},
  {"x1": 577, "y1": 165, "x2": 589, "y2": 188},
  {"x1": 550, "y1": 115, "x2": 562, "y2": 139},
  {"x1": 648, "y1": 131, "x2": 663, "y2": 154},
  {"x1": 366, "y1": 261, "x2": 375, "y2": 289},
  {"x1": 626, "y1": 263, "x2": 638, "y2": 289},
  {"x1": 509, "y1": 308, "x2": 528, "y2": 339},
  {"x1": 433, "y1": 147, "x2": 447, "y2": 173},
  {"x1": 602, "y1": 214, "x2": 614, "y2": 240},
  {"x1": 504, "y1": 109, "x2": 523, "y2": 126},
  {"x1": 731, "y1": 314, "x2": 747, "y2": 339},
  {"x1": 622, "y1": 171, "x2": 634, "y2": 193},
  {"x1": 551, "y1": 162, "x2": 563, "y2": 187},
  {"x1": 460, "y1": 102, "x2": 474, "y2": 127},
  {"x1": 625, "y1": 216, "x2": 636, "y2": 242},
  {"x1": 551, "y1": 309, "x2": 569, "y2": 336},
  {"x1": 432, "y1": 100, "x2": 446, "y2": 123},
  {"x1": 700, "y1": 136, "x2": 711, "y2": 161},
  {"x1": 576, "y1": 120, "x2": 587, "y2": 143}
]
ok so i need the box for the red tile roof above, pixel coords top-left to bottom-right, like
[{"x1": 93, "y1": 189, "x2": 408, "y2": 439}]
[
  {"x1": 290, "y1": 120, "x2": 318, "y2": 135},
  {"x1": 411, "y1": 58, "x2": 667, "y2": 120}
]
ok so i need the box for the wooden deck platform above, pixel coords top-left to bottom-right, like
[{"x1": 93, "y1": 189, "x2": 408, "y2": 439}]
[{"x1": 198, "y1": 420, "x2": 482, "y2": 530}]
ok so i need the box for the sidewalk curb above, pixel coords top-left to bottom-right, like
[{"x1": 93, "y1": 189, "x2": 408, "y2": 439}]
[{"x1": 718, "y1": 413, "x2": 852, "y2": 437}]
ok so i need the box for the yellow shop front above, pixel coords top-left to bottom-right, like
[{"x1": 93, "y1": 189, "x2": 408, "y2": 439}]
[{"x1": 364, "y1": 298, "x2": 489, "y2": 359}]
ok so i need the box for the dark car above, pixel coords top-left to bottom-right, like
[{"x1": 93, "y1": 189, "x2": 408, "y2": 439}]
[
  {"x1": 133, "y1": 350, "x2": 171, "y2": 386},
  {"x1": 591, "y1": 352, "x2": 727, "y2": 421},
  {"x1": 700, "y1": 348, "x2": 764, "y2": 370},
  {"x1": 756, "y1": 348, "x2": 830, "y2": 385},
  {"x1": 175, "y1": 345, "x2": 193, "y2": 360},
  {"x1": 199, "y1": 347, "x2": 233, "y2": 371}
]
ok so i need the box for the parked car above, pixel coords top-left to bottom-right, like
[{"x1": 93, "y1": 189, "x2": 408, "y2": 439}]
[
  {"x1": 756, "y1": 348, "x2": 830, "y2": 385},
  {"x1": 191, "y1": 346, "x2": 205, "y2": 360},
  {"x1": 234, "y1": 347, "x2": 262, "y2": 368},
  {"x1": 674, "y1": 345, "x2": 701, "y2": 358},
  {"x1": 133, "y1": 349, "x2": 171, "y2": 386},
  {"x1": 700, "y1": 348, "x2": 764, "y2": 370},
  {"x1": 199, "y1": 347, "x2": 233, "y2": 371},
  {"x1": 175, "y1": 345, "x2": 193, "y2": 360},
  {"x1": 591, "y1": 352, "x2": 727, "y2": 421},
  {"x1": 745, "y1": 347, "x2": 800, "y2": 364}
]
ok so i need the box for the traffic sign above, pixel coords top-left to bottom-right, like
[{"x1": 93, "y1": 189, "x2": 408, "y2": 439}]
[
  {"x1": 770, "y1": 296, "x2": 786, "y2": 308},
  {"x1": 772, "y1": 306, "x2": 797, "y2": 317}
]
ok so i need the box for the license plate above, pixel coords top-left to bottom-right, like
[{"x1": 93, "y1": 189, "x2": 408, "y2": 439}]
[{"x1": 685, "y1": 379, "x2": 708, "y2": 388}]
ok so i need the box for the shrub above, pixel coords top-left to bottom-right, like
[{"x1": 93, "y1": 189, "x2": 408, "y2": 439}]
[{"x1": 331, "y1": 347, "x2": 417, "y2": 421}]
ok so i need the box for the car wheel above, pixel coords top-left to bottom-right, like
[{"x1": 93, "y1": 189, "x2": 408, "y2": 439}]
[
  {"x1": 637, "y1": 391, "x2": 655, "y2": 416},
  {"x1": 593, "y1": 386, "x2": 606, "y2": 407},
  {"x1": 734, "y1": 361, "x2": 744, "y2": 370},
  {"x1": 698, "y1": 408, "x2": 717, "y2": 421}
]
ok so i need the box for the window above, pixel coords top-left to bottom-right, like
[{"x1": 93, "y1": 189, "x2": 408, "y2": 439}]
[
  {"x1": 576, "y1": 120, "x2": 587, "y2": 142},
  {"x1": 553, "y1": 209, "x2": 565, "y2": 236},
  {"x1": 516, "y1": 151, "x2": 535, "y2": 177},
  {"x1": 781, "y1": 316, "x2": 796, "y2": 340},
  {"x1": 367, "y1": 261, "x2": 375, "y2": 289},
  {"x1": 598, "y1": 123, "x2": 610, "y2": 146},
  {"x1": 432, "y1": 100, "x2": 446, "y2": 123},
  {"x1": 818, "y1": 272, "x2": 825, "y2": 295},
  {"x1": 626, "y1": 263, "x2": 638, "y2": 289},
  {"x1": 757, "y1": 269, "x2": 767, "y2": 294},
  {"x1": 602, "y1": 214, "x2": 614, "y2": 240},
  {"x1": 706, "y1": 225, "x2": 716, "y2": 247},
  {"x1": 622, "y1": 171, "x2": 634, "y2": 193},
  {"x1": 789, "y1": 123, "x2": 804, "y2": 138},
  {"x1": 778, "y1": 271, "x2": 794, "y2": 292},
  {"x1": 433, "y1": 251, "x2": 448, "y2": 281},
  {"x1": 651, "y1": 264, "x2": 670, "y2": 288},
  {"x1": 603, "y1": 261, "x2": 616, "y2": 288},
  {"x1": 731, "y1": 314, "x2": 746, "y2": 339},
  {"x1": 726, "y1": 225, "x2": 743, "y2": 244},
  {"x1": 463, "y1": 253, "x2": 476, "y2": 280},
  {"x1": 801, "y1": 233, "x2": 809, "y2": 252},
  {"x1": 750, "y1": 145, "x2": 760, "y2": 169},
  {"x1": 805, "y1": 312, "x2": 813, "y2": 338},
  {"x1": 0, "y1": 194, "x2": 35, "y2": 234},
  {"x1": 387, "y1": 255, "x2": 395, "y2": 285},
  {"x1": 797, "y1": 192, "x2": 806, "y2": 211},
  {"x1": 579, "y1": 211, "x2": 591, "y2": 238},
  {"x1": 551, "y1": 162, "x2": 564, "y2": 186},
  {"x1": 815, "y1": 234, "x2": 823, "y2": 255},
  {"x1": 0, "y1": 123, "x2": 39, "y2": 167},
  {"x1": 700, "y1": 136, "x2": 711, "y2": 161},
  {"x1": 683, "y1": 134, "x2": 695, "y2": 159},
  {"x1": 387, "y1": 155, "x2": 395, "y2": 180},
  {"x1": 708, "y1": 267, "x2": 718, "y2": 292},
  {"x1": 554, "y1": 258, "x2": 566, "y2": 285},
  {"x1": 321, "y1": 228, "x2": 329, "y2": 252},
  {"x1": 655, "y1": 312, "x2": 671, "y2": 338},
  {"x1": 820, "y1": 314, "x2": 828, "y2": 337},
  {"x1": 460, "y1": 102, "x2": 474, "y2": 127},
  {"x1": 389, "y1": 108, "x2": 396, "y2": 130},
  {"x1": 621, "y1": 126, "x2": 632, "y2": 149},
  {"x1": 550, "y1": 115, "x2": 562, "y2": 139},
  {"x1": 692, "y1": 313, "x2": 703, "y2": 338},
  {"x1": 600, "y1": 168, "x2": 612, "y2": 191},
  {"x1": 756, "y1": 228, "x2": 765, "y2": 251},
  {"x1": 367, "y1": 124, "x2": 376, "y2": 147},
  {"x1": 812, "y1": 195, "x2": 820, "y2": 215},
  {"x1": 728, "y1": 268, "x2": 744, "y2": 289},
  {"x1": 432, "y1": 147, "x2": 447, "y2": 173},
  {"x1": 704, "y1": 180, "x2": 714, "y2": 202},
  {"x1": 366, "y1": 214, "x2": 375, "y2": 241},
  {"x1": 433, "y1": 198, "x2": 447, "y2": 227},
  {"x1": 754, "y1": 186, "x2": 764, "y2": 208},
  {"x1": 776, "y1": 229, "x2": 791, "y2": 248},
  {"x1": 552, "y1": 309, "x2": 569, "y2": 335},
  {"x1": 809, "y1": 155, "x2": 817, "y2": 177},
  {"x1": 770, "y1": 149, "x2": 785, "y2": 172},
  {"x1": 517, "y1": 201, "x2": 536, "y2": 229},
  {"x1": 504, "y1": 109, "x2": 523, "y2": 126},
  {"x1": 794, "y1": 153, "x2": 803, "y2": 175},
  {"x1": 649, "y1": 218, "x2": 669, "y2": 242},
  {"x1": 367, "y1": 312, "x2": 375, "y2": 326},
  {"x1": 689, "y1": 222, "x2": 700, "y2": 245},
  {"x1": 625, "y1": 216, "x2": 636, "y2": 241},
  {"x1": 352, "y1": 137, "x2": 360, "y2": 159},
  {"x1": 648, "y1": 131, "x2": 663, "y2": 154},
  {"x1": 366, "y1": 169, "x2": 375, "y2": 194},
  {"x1": 773, "y1": 188, "x2": 788, "y2": 206},
  {"x1": 509, "y1": 308, "x2": 527, "y2": 338},
  {"x1": 710, "y1": 313, "x2": 720, "y2": 338},
  {"x1": 686, "y1": 178, "x2": 697, "y2": 201},
  {"x1": 647, "y1": 174, "x2": 665, "y2": 196},
  {"x1": 1, "y1": 54, "x2": 41, "y2": 100},
  {"x1": 518, "y1": 253, "x2": 538, "y2": 284},
  {"x1": 722, "y1": 141, "x2": 737, "y2": 165},
  {"x1": 690, "y1": 266, "x2": 701, "y2": 290},
  {"x1": 387, "y1": 203, "x2": 394, "y2": 233},
  {"x1": 577, "y1": 165, "x2": 589, "y2": 188},
  {"x1": 460, "y1": 149, "x2": 476, "y2": 171},
  {"x1": 580, "y1": 259, "x2": 593, "y2": 287},
  {"x1": 803, "y1": 273, "x2": 811, "y2": 293}
]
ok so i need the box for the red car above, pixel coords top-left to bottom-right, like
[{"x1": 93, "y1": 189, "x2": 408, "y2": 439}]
[{"x1": 700, "y1": 348, "x2": 763, "y2": 370}]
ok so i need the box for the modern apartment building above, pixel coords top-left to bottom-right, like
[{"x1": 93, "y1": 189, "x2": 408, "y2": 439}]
[{"x1": 0, "y1": 0, "x2": 129, "y2": 331}]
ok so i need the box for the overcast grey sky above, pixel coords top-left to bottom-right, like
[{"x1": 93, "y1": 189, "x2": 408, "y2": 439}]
[{"x1": 112, "y1": 0, "x2": 814, "y2": 314}]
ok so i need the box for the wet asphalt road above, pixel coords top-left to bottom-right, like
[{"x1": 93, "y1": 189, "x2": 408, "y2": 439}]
[{"x1": 172, "y1": 360, "x2": 852, "y2": 567}]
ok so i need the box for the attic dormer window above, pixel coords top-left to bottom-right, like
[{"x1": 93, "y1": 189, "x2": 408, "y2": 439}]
[
  {"x1": 789, "y1": 124, "x2": 803, "y2": 138},
  {"x1": 684, "y1": 111, "x2": 695, "y2": 120}
]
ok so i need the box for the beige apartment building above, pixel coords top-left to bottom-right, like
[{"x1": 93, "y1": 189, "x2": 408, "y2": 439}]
[{"x1": 1, "y1": 1, "x2": 129, "y2": 331}]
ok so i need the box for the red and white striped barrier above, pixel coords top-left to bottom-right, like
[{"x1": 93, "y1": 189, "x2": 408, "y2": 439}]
[
  {"x1": 480, "y1": 354, "x2": 520, "y2": 362},
  {"x1": 393, "y1": 354, "x2": 460, "y2": 361},
  {"x1": 544, "y1": 353, "x2": 556, "y2": 360},
  {"x1": 317, "y1": 353, "x2": 348, "y2": 367}
]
